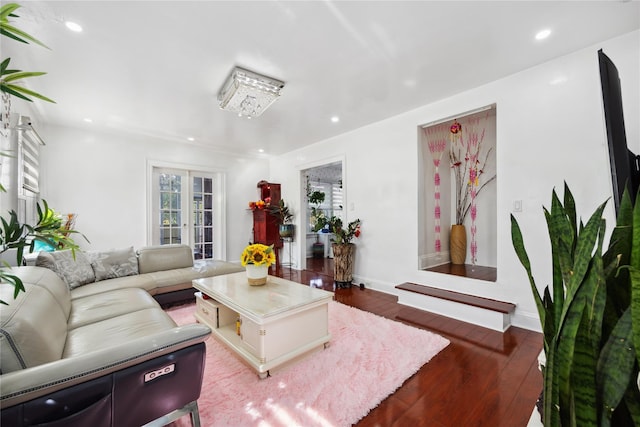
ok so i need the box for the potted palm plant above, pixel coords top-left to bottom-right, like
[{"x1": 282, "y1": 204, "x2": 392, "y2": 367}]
[
  {"x1": 267, "y1": 199, "x2": 294, "y2": 238},
  {"x1": 1, "y1": 200, "x2": 86, "y2": 304},
  {"x1": 1, "y1": 2, "x2": 55, "y2": 132}
]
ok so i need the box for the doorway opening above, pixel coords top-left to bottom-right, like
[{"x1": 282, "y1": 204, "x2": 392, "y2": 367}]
[{"x1": 300, "y1": 160, "x2": 343, "y2": 274}]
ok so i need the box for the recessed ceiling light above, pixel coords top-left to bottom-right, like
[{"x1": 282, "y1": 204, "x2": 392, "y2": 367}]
[
  {"x1": 187, "y1": 137, "x2": 195, "y2": 142},
  {"x1": 535, "y1": 29, "x2": 551, "y2": 41},
  {"x1": 549, "y1": 76, "x2": 568, "y2": 85},
  {"x1": 331, "y1": 116, "x2": 340, "y2": 123},
  {"x1": 258, "y1": 148, "x2": 265, "y2": 153},
  {"x1": 65, "y1": 21, "x2": 83, "y2": 32},
  {"x1": 83, "y1": 118, "x2": 92, "y2": 123}
]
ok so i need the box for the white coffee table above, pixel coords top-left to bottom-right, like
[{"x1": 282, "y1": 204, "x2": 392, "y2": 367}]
[{"x1": 192, "y1": 272, "x2": 333, "y2": 378}]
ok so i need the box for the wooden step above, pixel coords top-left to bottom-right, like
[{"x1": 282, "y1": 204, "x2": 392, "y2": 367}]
[{"x1": 395, "y1": 282, "x2": 516, "y2": 332}]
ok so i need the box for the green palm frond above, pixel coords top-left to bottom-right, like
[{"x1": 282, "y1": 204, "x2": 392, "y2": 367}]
[{"x1": 0, "y1": 3, "x2": 49, "y2": 48}]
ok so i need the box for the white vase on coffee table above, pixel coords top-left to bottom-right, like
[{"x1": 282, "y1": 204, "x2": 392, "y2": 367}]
[{"x1": 246, "y1": 264, "x2": 268, "y2": 286}]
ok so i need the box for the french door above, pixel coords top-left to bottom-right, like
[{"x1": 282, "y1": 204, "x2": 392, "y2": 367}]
[{"x1": 149, "y1": 165, "x2": 224, "y2": 260}]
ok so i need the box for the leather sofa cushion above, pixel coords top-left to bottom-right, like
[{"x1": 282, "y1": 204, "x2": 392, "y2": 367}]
[
  {"x1": 1, "y1": 269, "x2": 71, "y2": 373},
  {"x1": 146, "y1": 261, "x2": 245, "y2": 292},
  {"x1": 137, "y1": 244, "x2": 193, "y2": 274},
  {"x1": 70, "y1": 274, "x2": 156, "y2": 300},
  {"x1": 68, "y1": 288, "x2": 159, "y2": 329},
  {"x1": 63, "y1": 308, "x2": 177, "y2": 358}
]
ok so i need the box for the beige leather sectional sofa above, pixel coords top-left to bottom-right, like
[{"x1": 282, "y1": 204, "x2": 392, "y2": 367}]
[{"x1": 0, "y1": 244, "x2": 244, "y2": 427}]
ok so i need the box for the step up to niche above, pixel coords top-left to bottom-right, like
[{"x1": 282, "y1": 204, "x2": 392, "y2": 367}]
[{"x1": 395, "y1": 282, "x2": 516, "y2": 332}]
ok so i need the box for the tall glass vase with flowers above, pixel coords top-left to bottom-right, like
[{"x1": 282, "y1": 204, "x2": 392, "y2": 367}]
[{"x1": 240, "y1": 243, "x2": 275, "y2": 285}]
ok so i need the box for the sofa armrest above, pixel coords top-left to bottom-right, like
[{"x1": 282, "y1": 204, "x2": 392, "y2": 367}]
[{"x1": 1, "y1": 324, "x2": 211, "y2": 407}]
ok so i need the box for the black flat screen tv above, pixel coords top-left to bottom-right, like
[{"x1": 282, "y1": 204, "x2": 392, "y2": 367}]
[{"x1": 598, "y1": 49, "x2": 639, "y2": 214}]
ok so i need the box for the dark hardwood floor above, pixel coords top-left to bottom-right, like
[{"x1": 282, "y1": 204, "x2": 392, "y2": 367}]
[
  {"x1": 273, "y1": 258, "x2": 543, "y2": 427},
  {"x1": 425, "y1": 262, "x2": 497, "y2": 282}
]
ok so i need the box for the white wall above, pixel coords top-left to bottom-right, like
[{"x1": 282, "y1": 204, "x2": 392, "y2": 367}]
[
  {"x1": 270, "y1": 30, "x2": 639, "y2": 331},
  {"x1": 36, "y1": 124, "x2": 269, "y2": 262}
]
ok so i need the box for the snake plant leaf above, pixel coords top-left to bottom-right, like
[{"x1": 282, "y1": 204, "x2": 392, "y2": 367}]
[
  {"x1": 566, "y1": 234, "x2": 605, "y2": 426},
  {"x1": 542, "y1": 285, "x2": 556, "y2": 346},
  {"x1": 563, "y1": 181, "x2": 578, "y2": 253},
  {"x1": 588, "y1": 225, "x2": 607, "y2": 345},
  {"x1": 571, "y1": 305, "x2": 598, "y2": 426},
  {"x1": 630, "y1": 188, "x2": 640, "y2": 269},
  {"x1": 617, "y1": 187, "x2": 634, "y2": 227},
  {"x1": 597, "y1": 307, "x2": 635, "y2": 427},
  {"x1": 551, "y1": 189, "x2": 575, "y2": 257},
  {"x1": 556, "y1": 295, "x2": 589, "y2": 425},
  {"x1": 511, "y1": 214, "x2": 546, "y2": 323},
  {"x1": 544, "y1": 336, "x2": 562, "y2": 426},
  {"x1": 626, "y1": 266, "x2": 640, "y2": 367},
  {"x1": 544, "y1": 205, "x2": 566, "y2": 331},
  {"x1": 567, "y1": 202, "x2": 607, "y2": 294},
  {"x1": 622, "y1": 384, "x2": 640, "y2": 425}
]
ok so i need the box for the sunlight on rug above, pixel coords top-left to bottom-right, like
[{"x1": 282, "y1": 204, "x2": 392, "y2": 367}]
[{"x1": 165, "y1": 301, "x2": 449, "y2": 427}]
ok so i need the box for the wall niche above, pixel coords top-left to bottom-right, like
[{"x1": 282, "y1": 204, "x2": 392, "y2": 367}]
[{"x1": 418, "y1": 105, "x2": 497, "y2": 281}]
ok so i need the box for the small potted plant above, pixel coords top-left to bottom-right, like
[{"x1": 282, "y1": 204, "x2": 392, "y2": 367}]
[{"x1": 267, "y1": 199, "x2": 295, "y2": 238}]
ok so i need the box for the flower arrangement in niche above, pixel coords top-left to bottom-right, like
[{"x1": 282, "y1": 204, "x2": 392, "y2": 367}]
[
  {"x1": 449, "y1": 115, "x2": 495, "y2": 225},
  {"x1": 449, "y1": 113, "x2": 496, "y2": 264},
  {"x1": 240, "y1": 243, "x2": 275, "y2": 267}
]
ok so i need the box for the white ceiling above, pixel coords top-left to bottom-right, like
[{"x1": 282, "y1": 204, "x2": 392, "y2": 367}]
[{"x1": 5, "y1": 1, "x2": 640, "y2": 156}]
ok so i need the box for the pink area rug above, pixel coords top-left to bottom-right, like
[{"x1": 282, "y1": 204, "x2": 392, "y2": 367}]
[{"x1": 166, "y1": 301, "x2": 449, "y2": 427}]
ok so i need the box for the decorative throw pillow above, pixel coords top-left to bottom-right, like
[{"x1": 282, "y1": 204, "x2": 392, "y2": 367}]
[
  {"x1": 90, "y1": 247, "x2": 139, "y2": 281},
  {"x1": 35, "y1": 251, "x2": 65, "y2": 282},
  {"x1": 37, "y1": 250, "x2": 96, "y2": 289}
]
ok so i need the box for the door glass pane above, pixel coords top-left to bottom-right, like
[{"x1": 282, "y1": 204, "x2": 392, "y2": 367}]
[
  {"x1": 158, "y1": 172, "x2": 183, "y2": 246},
  {"x1": 193, "y1": 176, "x2": 214, "y2": 259}
]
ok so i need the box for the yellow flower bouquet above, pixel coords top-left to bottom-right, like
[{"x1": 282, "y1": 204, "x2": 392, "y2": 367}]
[{"x1": 240, "y1": 243, "x2": 276, "y2": 267}]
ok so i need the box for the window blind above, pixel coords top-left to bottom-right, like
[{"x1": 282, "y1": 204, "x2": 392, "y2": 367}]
[{"x1": 18, "y1": 117, "x2": 44, "y2": 194}]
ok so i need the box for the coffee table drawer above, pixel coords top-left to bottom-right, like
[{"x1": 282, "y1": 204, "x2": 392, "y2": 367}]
[{"x1": 195, "y1": 291, "x2": 239, "y2": 329}]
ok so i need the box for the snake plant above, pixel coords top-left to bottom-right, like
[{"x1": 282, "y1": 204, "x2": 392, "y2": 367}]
[
  {"x1": 511, "y1": 183, "x2": 640, "y2": 426},
  {"x1": 0, "y1": 3, "x2": 54, "y2": 103}
]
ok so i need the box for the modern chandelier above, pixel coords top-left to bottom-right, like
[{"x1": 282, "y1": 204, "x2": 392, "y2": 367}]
[{"x1": 217, "y1": 66, "x2": 285, "y2": 119}]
